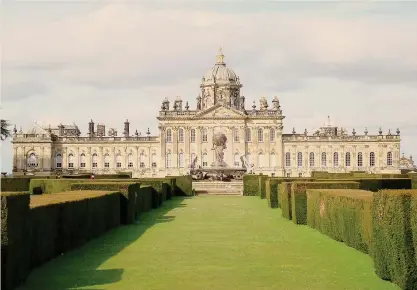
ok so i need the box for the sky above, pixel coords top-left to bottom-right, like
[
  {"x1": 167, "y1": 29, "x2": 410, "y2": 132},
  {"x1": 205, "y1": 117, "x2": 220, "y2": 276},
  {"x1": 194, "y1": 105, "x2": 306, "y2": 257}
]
[{"x1": 1, "y1": 1, "x2": 417, "y2": 172}]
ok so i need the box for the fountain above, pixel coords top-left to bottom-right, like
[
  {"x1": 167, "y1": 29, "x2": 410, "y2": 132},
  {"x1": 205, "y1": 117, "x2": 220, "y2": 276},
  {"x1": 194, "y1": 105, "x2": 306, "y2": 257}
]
[{"x1": 189, "y1": 132, "x2": 247, "y2": 181}]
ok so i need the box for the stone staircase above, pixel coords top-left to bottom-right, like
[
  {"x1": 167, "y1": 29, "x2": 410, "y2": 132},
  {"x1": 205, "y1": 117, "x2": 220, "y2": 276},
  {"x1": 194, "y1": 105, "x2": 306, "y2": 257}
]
[{"x1": 192, "y1": 181, "x2": 243, "y2": 196}]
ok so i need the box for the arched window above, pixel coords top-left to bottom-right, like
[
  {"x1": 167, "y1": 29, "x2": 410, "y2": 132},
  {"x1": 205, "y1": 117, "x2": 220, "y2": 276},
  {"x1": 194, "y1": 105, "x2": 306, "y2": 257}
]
[
  {"x1": 116, "y1": 154, "x2": 122, "y2": 168},
  {"x1": 258, "y1": 128, "x2": 263, "y2": 142},
  {"x1": 246, "y1": 128, "x2": 252, "y2": 142},
  {"x1": 285, "y1": 152, "x2": 291, "y2": 167},
  {"x1": 166, "y1": 153, "x2": 172, "y2": 168},
  {"x1": 258, "y1": 153, "x2": 265, "y2": 167},
  {"x1": 309, "y1": 152, "x2": 315, "y2": 167},
  {"x1": 297, "y1": 152, "x2": 303, "y2": 167},
  {"x1": 140, "y1": 153, "x2": 145, "y2": 168},
  {"x1": 27, "y1": 153, "x2": 37, "y2": 168},
  {"x1": 68, "y1": 153, "x2": 74, "y2": 168},
  {"x1": 166, "y1": 129, "x2": 172, "y2": 143},
  {"x1": 178, "y1": 128, "x2": 184, "y2": 143},
  {"x1": 92, "y1": 153, "x2": 98, "y2": 168},
  {"x1": 270, "y1": 152, "x2": 276, "y2": 167},
  {"x1": 178, "y1": 152, "x2": 184, "y2": 168},
  {"x1": 358, "y1": 152, "x2": 363, "y2": 167},
  {"x1": 190, "y1": 129, "x2": 196, "y2": 143},
  {"x1": 56, "y1": 153, "x2": 62, "y2": 168},
  {"x1": 151, "y1": 153, "x2": 157, "y2": 168},
  {"x1": 387, "y1": 152, "x2": 393, "y2": 166},
  {"x1": 234, "y1": 153, "x2": 240, "y2": 167},
  {"x1": 370, "y1": 152, "x2": 375, "y2": 167},
  {"x1": 345, "y1": 152, "x2": 351, "y2": 167},
  {"x1": 333, "y1": 152, "x2": 339, "y2": 167},
  {"x1": 128, "y1": 153, "x2": 134, "y2": 168},
  {"x1": 202, "y1": 153, "x2": 208, "y2": 167},
  {"x1": 104, "y1": 154, "x2": 110, "y2": 168},
  {"x1": 234, "y1": 128, "x2": 239, "y2": 142},
  {"x1": 321, "y1": 152, "x2": 327, "y2": 167},
  {"x1": 246, "y1": 153, "x2": 252, "y2": 166},
  {"x1": 202, "y1": 129, "x2": 208, "y2": 142},
  {"x1": 270, "y1": 128, "x2": 275, "y2": 142},
  {"x1": 80, "y1": 153, "x2": 86, "y2": 168}
]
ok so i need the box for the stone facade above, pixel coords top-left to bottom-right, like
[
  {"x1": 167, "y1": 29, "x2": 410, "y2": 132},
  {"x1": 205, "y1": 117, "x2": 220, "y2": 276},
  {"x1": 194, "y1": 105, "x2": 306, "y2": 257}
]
[{"x1": 12, "y1": 49, "x2": 402, "y2": 177}]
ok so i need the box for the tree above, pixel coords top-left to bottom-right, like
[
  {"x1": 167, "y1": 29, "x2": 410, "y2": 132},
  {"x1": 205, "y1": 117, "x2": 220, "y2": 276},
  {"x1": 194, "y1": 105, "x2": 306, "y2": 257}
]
[{"x1": 1, "y1": 119, "x2": 12, "y2": 141}]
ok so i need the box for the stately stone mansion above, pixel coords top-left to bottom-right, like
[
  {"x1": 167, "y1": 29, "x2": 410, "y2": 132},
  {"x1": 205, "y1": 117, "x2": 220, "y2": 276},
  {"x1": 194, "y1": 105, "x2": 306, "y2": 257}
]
[{"x1": 12, "y1": 49, "x2": 404, "y2": 177}]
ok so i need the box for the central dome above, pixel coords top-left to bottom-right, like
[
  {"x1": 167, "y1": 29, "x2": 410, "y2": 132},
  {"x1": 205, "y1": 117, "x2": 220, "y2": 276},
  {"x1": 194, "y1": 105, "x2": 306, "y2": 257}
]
[{"x1": 202, "y1": 48, "x2": 240, "y2": 85}]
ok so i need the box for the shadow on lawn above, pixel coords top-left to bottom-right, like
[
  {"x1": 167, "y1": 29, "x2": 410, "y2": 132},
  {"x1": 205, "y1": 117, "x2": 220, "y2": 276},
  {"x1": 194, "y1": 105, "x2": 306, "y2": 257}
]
[{"x1": 19, "y1": 197, "x2": 188, "y2": 290}]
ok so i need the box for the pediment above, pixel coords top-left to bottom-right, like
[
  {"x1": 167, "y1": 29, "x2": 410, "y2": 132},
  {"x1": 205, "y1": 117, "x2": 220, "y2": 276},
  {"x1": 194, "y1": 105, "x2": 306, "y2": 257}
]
[
  {"x1": 193, "y1": 104, "x2": 247, "y2": 119},
  {"x1": 26, "y1": 122, "x2": 49, "y2": 135}
]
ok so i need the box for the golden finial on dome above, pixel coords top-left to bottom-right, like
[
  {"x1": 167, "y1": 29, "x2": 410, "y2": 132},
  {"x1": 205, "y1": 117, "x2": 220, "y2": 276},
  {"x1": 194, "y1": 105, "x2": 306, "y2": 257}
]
[{"x1": 216, "y1": 46, "x2": 225, "y2": 65}]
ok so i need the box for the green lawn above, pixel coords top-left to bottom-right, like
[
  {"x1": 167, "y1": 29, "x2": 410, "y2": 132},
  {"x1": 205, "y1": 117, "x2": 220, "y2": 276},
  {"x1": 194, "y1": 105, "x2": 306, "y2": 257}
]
[{"x1": 18, "y1": 196, "x2": 399, "y2": 290}]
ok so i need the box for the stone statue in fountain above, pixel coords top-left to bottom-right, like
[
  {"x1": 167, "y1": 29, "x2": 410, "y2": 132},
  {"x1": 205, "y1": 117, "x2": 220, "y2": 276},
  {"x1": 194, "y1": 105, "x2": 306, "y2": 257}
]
[{"x1": 212, "y1": 132, "x2": 228, "y2": 167}]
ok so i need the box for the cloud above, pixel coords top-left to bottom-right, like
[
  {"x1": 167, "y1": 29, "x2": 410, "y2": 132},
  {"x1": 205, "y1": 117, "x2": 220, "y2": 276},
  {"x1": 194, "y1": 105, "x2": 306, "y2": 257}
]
[{"x1": 1, "y1": 2, "x2": 417, "y2": 171}]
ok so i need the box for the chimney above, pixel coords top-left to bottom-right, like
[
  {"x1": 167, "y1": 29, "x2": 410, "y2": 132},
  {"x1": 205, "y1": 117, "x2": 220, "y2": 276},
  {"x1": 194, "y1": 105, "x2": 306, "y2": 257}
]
[
  {"x1": 124, "y1": 119, "x2": 130, "y2": 137},
  {"x1": 88, "y1": 119, "x2": 95, "y2": 137}
]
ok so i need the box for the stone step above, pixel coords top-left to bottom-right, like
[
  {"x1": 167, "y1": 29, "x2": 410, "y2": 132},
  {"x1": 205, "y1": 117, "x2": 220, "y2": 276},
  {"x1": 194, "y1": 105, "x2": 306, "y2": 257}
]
[{"x1": 196, "y1": 190, "x2": 243, "y2": 196}]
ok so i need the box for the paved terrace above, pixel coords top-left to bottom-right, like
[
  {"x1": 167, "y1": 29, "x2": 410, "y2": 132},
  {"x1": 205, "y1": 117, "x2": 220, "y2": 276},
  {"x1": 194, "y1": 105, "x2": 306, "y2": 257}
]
[{"x1": 19, "y1": 196, "x2": 399, "y2": 290}]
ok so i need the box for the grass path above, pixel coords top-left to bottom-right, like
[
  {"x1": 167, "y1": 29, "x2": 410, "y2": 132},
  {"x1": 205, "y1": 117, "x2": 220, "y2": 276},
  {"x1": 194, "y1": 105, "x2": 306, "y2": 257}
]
[{"x1": 19, "y1": 196, "x2": 399, "y2": 290}]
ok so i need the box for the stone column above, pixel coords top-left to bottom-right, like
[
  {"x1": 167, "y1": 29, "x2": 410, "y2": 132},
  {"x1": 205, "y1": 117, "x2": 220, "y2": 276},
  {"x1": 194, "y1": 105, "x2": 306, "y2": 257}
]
[
  {"x1": 252, "y1": 127, "x2": 258, "y2": 167},
  {"x1": 63, "y1": 147, "x2": 68, "y2": 170},
  {"x1": 185, "y1": 127, "x2": 190, "y2": 167},
  {"x1": 173, "y1": 127, "x2": 178, "y2": 168},
  {"x1": 87, "y1": 147, "x2": 92, "y2": 171},
  {"x1": 40, "y1": 147, "x2": 44, "y2": 170},
  {"x1": 196, "y1": 126, "x2": 202, "y2": 167},
  {"x1": 160, "y1": 126, "x2": 166, "y2": 169},
  {"x1": 136, "y1": 146, "x2": 140, "y2": 169},
  {"x1": 265, "y1": 126, "x2": 271, "y2": 168}
]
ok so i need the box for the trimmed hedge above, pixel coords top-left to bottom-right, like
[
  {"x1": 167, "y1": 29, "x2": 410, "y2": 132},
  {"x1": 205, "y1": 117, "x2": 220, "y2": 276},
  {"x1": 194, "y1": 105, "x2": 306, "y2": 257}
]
[
  {"x1": 136, "y1": 186, "x2": 153, "y2": 218},
  {"x1": 1, "y1": 178, "x2": 31, "y2": 192},
  {"x1": 409, "y1": 174, "x2": 417, "y2": 189},
  {"x1": 70, "y1": 182, "x2": 140, "y2": 225},
  {"x1": 29, "y1": 191, "x2": 120, "y2": 269},
  {"x1": 137, "y1": 179, "x2": 170, "y2": 207},
  {"x1": 29, "y1": 178, "x2": 142, "y2": 195},
  {"x1": 291, "y1": 182, "x2": 360, "y2": 225},
  {"x1": 312, "y1": 171, "x2": 407, "y2": 179},
  {"x1": 265, "y1": 178, "x2": 280, "y2": 208},
  {"x1": 62, "y1": 173, "x2": 132, "y2": 179},
  {"x1": 267, "y1": 178, "x2": 315, "y2": 209},
  {"x1": 1, "y1": 192, "x2": 30, "y2": 290},
  {"x1": 371, "y1": 189, "x2": 417, "y2": 290},
  {"x1": 412, "y1": 194, "x2": 417, "y2": 267},
  {"x1": 258, "y1": 175, "x2": 269, "y2": 199},
  {"x1": 279, "y1": 182, "x2": 293, "y2": 220},
  {"x1": 306, "y1": 189, "x2": 373, "y2": 253},
  {"x1": 243, "y1": 174, "x2": 261, "y2": 196},
  {"x1": 316, "y1": 178, "x2": 412, "y2": 192},
  {"x1": 170, "y1": 175, "x2": 193, "y2": 196}
]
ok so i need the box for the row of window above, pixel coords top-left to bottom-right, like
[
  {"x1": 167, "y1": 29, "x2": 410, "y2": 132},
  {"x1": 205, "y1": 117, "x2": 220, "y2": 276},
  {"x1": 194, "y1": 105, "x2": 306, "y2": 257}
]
[
  {"x1": 165, "y1": 152, "x2": 278, "y2": 168},
  {"x1": 52, "y1": 153, "x2": 157, "y2": 169},
  {"x1": 166, "y1": 128, "x2": 276, "y2": 143},
  {"x1": 285, "y1": 152, "x2": 394, "y2": 167}
]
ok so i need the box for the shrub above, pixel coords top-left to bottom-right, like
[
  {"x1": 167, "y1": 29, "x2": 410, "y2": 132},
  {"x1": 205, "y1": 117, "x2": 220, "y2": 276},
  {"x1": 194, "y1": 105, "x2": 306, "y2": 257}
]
[
  {"x1": 291, "y1": 182, "x2": 360, "y2": 225},
  {"x1": 316, "y1": 178, "x2": 412, "y2": 192},
  {"x1": 137, "y1": 179, "x2": 170, "y2": 207},
  {"x1": 306, "y1": 189, "x2": 373, "y2": 253},
  {"x1": 1, "y1": 178, "x2": 31, "y2": 192},
  {"x1": 136, "y1": 186, "x2": 153, "y2": 218},
  {"x1": 267, "y1": 178, "x2": 315, "y2": 209},
  {"x1": 279, "y1": 182, "x2": 293, "y2": 220},
  {"x1": 29, "y1": 191, "x2": 120, "y2": 269},
  {"x1": 266, "y1": 178, "x2": 280, "y2": 208},
  {"x1": 243, "y1": 174, "x2": 261, "y2": 196},
  {"x1": 170, "y1": 175, "x2": 193, "y2": 196},
  {"x1": 70, "y1": 182, "x2": 140, "y2": 225},
  {"x1": 372, "y1": 189, "x2": 417, "y2": 290},
  {"x1": 258, "y1": 175, "x2": 269, "y2": 199},
  {"x1": 1, "y1": 192, "x2": 30, "y2": 290}
]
